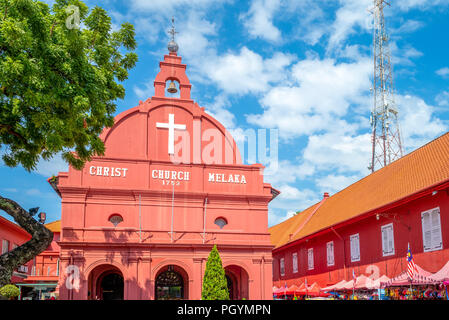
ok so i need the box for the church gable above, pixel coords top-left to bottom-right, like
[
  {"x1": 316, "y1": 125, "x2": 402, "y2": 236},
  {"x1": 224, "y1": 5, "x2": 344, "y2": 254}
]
[{"x1": 100, "y1": 53, "x2": 242, "y2": 165}]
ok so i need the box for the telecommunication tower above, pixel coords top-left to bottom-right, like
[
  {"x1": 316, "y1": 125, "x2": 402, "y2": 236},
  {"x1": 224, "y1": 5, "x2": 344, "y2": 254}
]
[{"x1": 369, "y1": 0, "x2": 403, "y2": 173}]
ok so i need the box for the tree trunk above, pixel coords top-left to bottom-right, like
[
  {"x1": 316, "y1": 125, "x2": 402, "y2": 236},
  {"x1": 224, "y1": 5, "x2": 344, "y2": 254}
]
[{"x1": 0, "y1": 195, "x2": 53, "y2": 287}]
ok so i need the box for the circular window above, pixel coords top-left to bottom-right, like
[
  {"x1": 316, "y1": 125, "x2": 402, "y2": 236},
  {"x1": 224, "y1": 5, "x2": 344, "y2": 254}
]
[
  {"x1": 214, "y1": 217, "x2": 228, "y2": 229},
  {"x1": 109, "y1": 214, "x2": 123, "y2": 227}
]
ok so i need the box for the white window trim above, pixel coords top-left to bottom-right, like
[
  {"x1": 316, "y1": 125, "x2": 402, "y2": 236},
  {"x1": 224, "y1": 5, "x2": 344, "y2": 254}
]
[
  {"x1": 350, "y1": 233, "x2": 360, "y2": 262},
  {"x1": 307, "y1": 248, "x2": 314, "y2": 270},
  {"x1": 292, "y1": 253, "x2": 298, "y2": 274},
  {"x1": 327, "y1": 241, "x2": 335, "y2": 267},
  {"x1": 280, "y1": 258, "x2": 285, "y2": 276},
  {"x1": 422, "y1": 207, "x2": 443, "y2": 253},
  {"x1": 381, "y1": 223, "x2": 395, "y2": 257}
]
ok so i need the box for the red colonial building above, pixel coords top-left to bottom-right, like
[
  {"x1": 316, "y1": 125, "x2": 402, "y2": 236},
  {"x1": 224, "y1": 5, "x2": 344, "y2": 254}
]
[
  {"x1": 0, "y1": 215, "x2": 33, "y2": 284},
  {"x1": 270, "y1": 132, "x2": 449, "y2": 288},
  {"x1": 0, "y1": 216, "x2": 61, "y2": 299},
  {"x1": 48, "y1": 40, "x2": 276, "y2": 300}
]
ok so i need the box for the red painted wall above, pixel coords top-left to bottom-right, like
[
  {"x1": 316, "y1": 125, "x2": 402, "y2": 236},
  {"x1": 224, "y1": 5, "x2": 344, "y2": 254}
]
[
  {"x1": 273, "y1": 190, "x2": 449, "y2": 287},
  {"x1": 25, "y1": 232, "x2": 60, "y2": 283}
]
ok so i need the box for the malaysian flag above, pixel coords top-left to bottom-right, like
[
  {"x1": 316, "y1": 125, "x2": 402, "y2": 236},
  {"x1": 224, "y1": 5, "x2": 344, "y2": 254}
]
[{"x1": 407, "y1": 243, "x2": 418, "y2": 280}]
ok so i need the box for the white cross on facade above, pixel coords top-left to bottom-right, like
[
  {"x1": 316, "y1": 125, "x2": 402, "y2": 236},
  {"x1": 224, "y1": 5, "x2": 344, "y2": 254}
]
[{"x1": 156, "y1": 113, "x2": 186, "y2": 155}]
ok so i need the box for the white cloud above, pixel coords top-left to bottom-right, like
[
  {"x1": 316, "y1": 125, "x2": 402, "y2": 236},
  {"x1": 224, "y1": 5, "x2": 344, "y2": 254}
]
[
  {"x1": 129, "y1": 0, "x2": 225, "y2": 14},
  {"x1": 177, "y1": 13, "x2": 217, "y2": 59},
  {"x1": 396, "y1": 94, "x2": 448, "y2": 151},
  {"x1": 396, "y1": 0, "x2": 449, "y2": 11},
  {"x1": 241, "y1": 0, "x2": 282, "y2": 42},
  {"x1": 435, "y1": 91, "x2": 449, "y2": 107},
  {"x1": 247, "y1": 56, "x2": 372, "y2": 139},
  {"x1": 205, "y1": 47, "x2": 294, "y2": 95},
  {"x1": 263, "y1": 159, "x2": 315, "y2": 186},
  {"x1": 303, "y1": 131, "x2": 372, "y2": 176},
  {"x1": 327, "y1": 0, "x2": 372, "y2": 52},
  {"x1": 391, "y1": 19, "x2": 424, "y2": 34},
  {"x1": 133, "y1": 82, "x2": 153, "y2": 101},
  {"x1": 316, "y1": 174, "x2": 361, "y2": 194},
  {"x1": 436, "y1": 67, "x2": 449, "y2": 78},
  {"x1": 35, "y1": 154, "x2": 69, "y2": 178},
  {"x1": 26, "y1": 188, "x2": 43, "y2": 196},
  {"x1": 268, "y1": 209, "x2": 297, "y2": 226},
  {"x1": 390, "y1": 42, "x2": 423, "y2": 66},
  {"x1": 277, "y1": 184, "x2": 315, "y2": 200},
  {"x1": 203, "y1": 95, "x2": 236, "y2": 129}
]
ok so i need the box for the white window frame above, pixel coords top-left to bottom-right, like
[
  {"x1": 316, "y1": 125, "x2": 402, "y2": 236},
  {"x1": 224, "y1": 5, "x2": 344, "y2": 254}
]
[
  {"x1": 422, "y1": 207, "x2": 443, "y2": 252},
  {"x1": 280, "y1": 258, "x2": 285, "y2": 276},
  {"x1": 350, "y1": 233, "x2": 360, "y2": 262},
  {"x1": 307, "y1": 248, "x2": 314, "y2": 270},
  {"x1": 327, "y1": 241, "x2": 335, "y2": 267},
  {"x1": 381, "y1": 223, "x2": 395, "y2": 257},
  {"x1": 292, "y1": 253, "x2": 298, "y2": 273}
]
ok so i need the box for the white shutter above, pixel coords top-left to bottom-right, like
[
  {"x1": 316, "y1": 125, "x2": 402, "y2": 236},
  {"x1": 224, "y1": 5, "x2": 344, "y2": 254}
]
[
  {"x1": 422, "y1": 210, "x2": 432, "y2": 251},
  {"x1": 381, "y1": 223, "x2": 394, "y2": 256},
  {"x1": 431, "y1": 208, "x2": 443, "y2": 251},
  {"x1": 292, "y1": 253, "x2": 298, "y2": 273},
  {"x1": 381, "y1": 227, "x2": 387, "y2": 255},
  {"x1": 388, "y1": 225, "x2": 395, "y2": 255},
  {"x1": 327, "y1": 241, "x2": 334, "y2": 266},
  {"x1": 280, "y1": 258, "x2": 285, "y2": 276},
  {"x1": 350, "y1": 234, "x2": 360, "y2": 262},
  {"x1": 422, "y1": 207, "x2": 442, "y2": 252},
  {"x1": 308, "y1": 248, "x2": 314, "y2": 270},
  {"x1": 356, "y1": 235, "x2": 360, "y2": 261}
]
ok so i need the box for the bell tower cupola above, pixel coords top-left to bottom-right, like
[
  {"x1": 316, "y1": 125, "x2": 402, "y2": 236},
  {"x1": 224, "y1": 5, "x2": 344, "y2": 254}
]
[{"x1": 153, "y1": 17, "x2": 192, "y2": 100}]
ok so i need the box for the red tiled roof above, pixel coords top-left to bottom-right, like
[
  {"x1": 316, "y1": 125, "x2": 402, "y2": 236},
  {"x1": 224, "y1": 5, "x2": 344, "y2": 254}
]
[{"x1": 269, "y1": 132, "x2": 449, "y2": 249}]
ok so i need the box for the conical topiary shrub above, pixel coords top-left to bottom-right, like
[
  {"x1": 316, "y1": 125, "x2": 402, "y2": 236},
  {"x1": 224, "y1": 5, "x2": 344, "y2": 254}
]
[{"x1": 201, "y1": 245, "x2": 229, "y2": 300}]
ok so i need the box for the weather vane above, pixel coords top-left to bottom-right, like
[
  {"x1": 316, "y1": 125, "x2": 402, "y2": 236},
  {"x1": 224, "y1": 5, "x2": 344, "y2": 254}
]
[{"x1": 169, "y1": 17, "x2": 178, "y2": 42}]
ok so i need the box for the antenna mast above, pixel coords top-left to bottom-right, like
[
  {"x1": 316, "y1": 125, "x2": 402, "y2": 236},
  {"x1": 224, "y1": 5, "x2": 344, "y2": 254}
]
[{"x1": 369, "y1": 0, "x2": 403, "y2": 173}]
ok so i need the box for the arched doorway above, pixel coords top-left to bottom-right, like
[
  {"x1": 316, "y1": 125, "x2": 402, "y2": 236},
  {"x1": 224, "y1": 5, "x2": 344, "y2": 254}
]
[
  {"x1": 99, "y1": 272, "x2": 124, "y2": 300},
  {"x1": 225, "y1": 265, "x2": 249, "y2": 300},
  {"x1": 88, "y1": 264, "x2": 124, "y2": 300},
  {"x1": 155, "y1": 265, "x2": 188, "y2": 300}
]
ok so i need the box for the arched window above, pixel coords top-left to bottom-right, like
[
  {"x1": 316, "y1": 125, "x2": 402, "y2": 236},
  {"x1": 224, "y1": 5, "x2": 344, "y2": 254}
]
[
  {"x1": 109, "y1": 214, "x2": 123, "y2": 227},
  {"x1": 214, "y1": 217, "x2": 228, "y2": 229}
]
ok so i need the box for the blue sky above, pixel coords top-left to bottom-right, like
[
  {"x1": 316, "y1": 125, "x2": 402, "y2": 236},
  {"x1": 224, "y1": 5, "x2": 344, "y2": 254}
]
[{"x1": 1, "y1": 0, "x2": 449, "y2": 227}]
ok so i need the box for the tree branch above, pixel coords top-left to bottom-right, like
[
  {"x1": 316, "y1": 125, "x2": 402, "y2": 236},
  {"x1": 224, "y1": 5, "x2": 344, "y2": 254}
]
[
  {"x1": 0, "y1": 124, "x2": 29, "y2": 146},
  {"x1": 0, "y1": 195, "x2": 53, "y2": 287}
]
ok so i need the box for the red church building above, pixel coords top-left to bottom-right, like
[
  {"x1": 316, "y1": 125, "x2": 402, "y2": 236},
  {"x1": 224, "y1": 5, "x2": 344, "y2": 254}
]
[
  {"x1": 48, "y1": 41, "x2": 276, "y2": 300},
  {"x1": 270, "y1": 132, "x2": 449, "y2": 289}
]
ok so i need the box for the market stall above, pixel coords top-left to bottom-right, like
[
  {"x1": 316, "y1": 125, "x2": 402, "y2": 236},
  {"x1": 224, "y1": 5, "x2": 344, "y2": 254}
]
[
  {"x1": 381, "y1": 263, "x2": 446, "y2": 300},
  {"x1": 428, "y1": 261, "x2": 449, "y2": 283}
]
